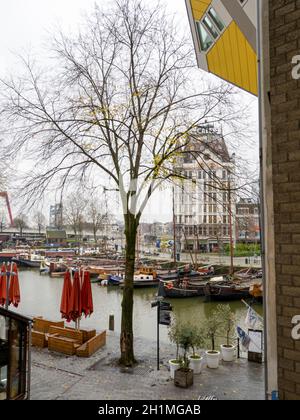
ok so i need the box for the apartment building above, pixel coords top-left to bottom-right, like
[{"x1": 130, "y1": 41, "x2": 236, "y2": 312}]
[{"x1": 174, "y1": 125, "x2": 235, "y2": 253}]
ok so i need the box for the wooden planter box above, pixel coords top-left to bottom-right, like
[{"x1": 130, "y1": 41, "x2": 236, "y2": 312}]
[
  {"x1": 48, "y1": 326, "x2": 83, "y2": 344},
  {"x1": 33, "y1": 317, "x2": 64, "y2": 333},
  {"x1": 174, "y1": 368, "x2": 193, "y2": 388},
  {"x1": 76, "y1": 330, "x2": 106, "y2": 357},
  {"x1": 48, "y1": 335, "x2": 81, "y2": 356},
  {"x1": 32, "y1": 330, "x2": 47, "y2": 348},
  {"x1": 65, "y1": 327, "x2": 96, "y2": 343}
]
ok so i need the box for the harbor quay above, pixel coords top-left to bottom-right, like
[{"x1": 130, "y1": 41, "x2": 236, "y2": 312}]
[{"x1": 30, "y1": 331, "x2": 264, "y2": 401}]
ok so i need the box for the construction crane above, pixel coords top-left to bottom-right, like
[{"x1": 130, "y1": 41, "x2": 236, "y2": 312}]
[{"x1": 0, "y1": 192, "x2": 14, "y2": 226}]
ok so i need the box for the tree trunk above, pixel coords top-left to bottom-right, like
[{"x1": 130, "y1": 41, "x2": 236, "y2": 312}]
[{"x1": 119, "y1": 213, "x2": 138, "y2": 366}]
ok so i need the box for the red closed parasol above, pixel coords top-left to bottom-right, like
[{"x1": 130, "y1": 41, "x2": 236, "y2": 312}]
[
  {"x1": 81, "y1": 270, "x2": 93, "y2": 317},
  {"x1": 69, "y1": 270, "x2": 82, "y2": 326},
  {"x1": 0, "y1": 263, "x2": 7, "y2": 306},
  {"x1": 9, "y1": 262, "x2": 20, "y2": 308},
  {"x1": 60, "y1": 270, "x2": 73, "y2": 322}
]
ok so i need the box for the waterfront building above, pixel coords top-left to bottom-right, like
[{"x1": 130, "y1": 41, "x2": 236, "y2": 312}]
[
  {"x1": 174, "y1": 125, "x2": 236, "y2": 253},
  {"x1": 235, "y1": 198, "x2": 260, "y2": 243}
]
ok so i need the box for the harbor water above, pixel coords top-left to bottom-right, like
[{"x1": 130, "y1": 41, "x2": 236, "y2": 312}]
[{"x1": 12, "y1": 268, "x2": 263, "y2": 345}]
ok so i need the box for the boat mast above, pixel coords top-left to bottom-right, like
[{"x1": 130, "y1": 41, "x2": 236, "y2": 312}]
[{"x1": 172, "y1": 186, "x2": 177, "y2": 267}]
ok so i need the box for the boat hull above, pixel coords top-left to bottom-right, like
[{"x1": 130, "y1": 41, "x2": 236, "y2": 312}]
[
  {"x1": 158, "y1": 280, "x2": 206, "y2": 298},
  {"x1": 12, "y1": 258, "x2": 41, "y2": 268},
  {"x1": 204, "y1": 284, "x2": 250, "y2": 301}
]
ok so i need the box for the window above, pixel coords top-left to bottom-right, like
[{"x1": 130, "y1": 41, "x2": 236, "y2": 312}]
[
  {"x1": 203, "y1": 16, "x2": 219, "y2": 39},
  {"x1": 196, "y1": 22, "x2": 213, "y2": 52},
  {"x1": 208, "y1": 7, "x2": 225, "y2": 32}
]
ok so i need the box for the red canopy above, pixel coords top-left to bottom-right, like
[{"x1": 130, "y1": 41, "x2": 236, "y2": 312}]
[
  {"x1": 8, "y1": 262, "x2": 20, "y2": 308},
  {"x1": 60, "y1": 270, "x2": 73, "y2": 322},
  {"x1": 0, "y1": 263, "x2": 7, "y2": 306},
  {"x1": 81, "y1": 270, "x2": 93, "y2": 317},
  {"x1": 69, "y1": 270, "x2": 82, "y2": 322}
]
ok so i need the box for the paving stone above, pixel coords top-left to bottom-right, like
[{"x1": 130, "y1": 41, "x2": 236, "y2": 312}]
[{"x1": 30, "y1": 332, "x2": 264, "y2": 400}]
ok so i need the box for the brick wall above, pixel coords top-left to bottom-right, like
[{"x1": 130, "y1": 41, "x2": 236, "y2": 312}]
[{"x1": 269, "y1": 0, "x2": 300, "y2": 400}]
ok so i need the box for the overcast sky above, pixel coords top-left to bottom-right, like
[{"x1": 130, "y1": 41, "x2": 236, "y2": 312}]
[{"x1": 0, "y1": 0, "x2": 258, "y2": 224}]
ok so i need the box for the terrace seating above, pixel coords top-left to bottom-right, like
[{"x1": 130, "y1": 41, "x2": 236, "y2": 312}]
[{"x1": 31, "y1": 317, "x2": 106, "y2": 357}]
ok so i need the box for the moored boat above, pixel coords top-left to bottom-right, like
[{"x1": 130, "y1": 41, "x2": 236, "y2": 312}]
[
  {"x1": 119, "y1": 273, "x2": 159, "y2": 288},
  {"x1": 204, "y1": 281, "x2": 251, "y2": 301},
  {"x1": 12, "y1": 253, "x2": 45, "y2": 268},
  {"x1": 158, "y1": 268, "x2": 203, "y2": 281},
  {"x1": 158, "y1": 275, "x2": 225, "y2": 298}
]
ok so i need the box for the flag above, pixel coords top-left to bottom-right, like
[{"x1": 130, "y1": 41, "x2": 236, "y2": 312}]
[
  {"x1": 237, "y1": 326, "x2": 251, "y2": 350},
  {"x1": 245, "y1": 306, "x2": 258, "y2": 329}
]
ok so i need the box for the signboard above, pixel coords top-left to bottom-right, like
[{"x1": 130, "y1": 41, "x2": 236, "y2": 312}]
[
  {"x1": 159, "y1": 301, "x2": 172, "y2": 326},
  {"x1": 159, "y1": 310, "x2": 171, "y2": 326},
  {"x1": 248, "y1": 328, "x2": 263, "y2": 363},
  {"x1": 185, "y1": 0, "x2": 258, "y2": 96}
]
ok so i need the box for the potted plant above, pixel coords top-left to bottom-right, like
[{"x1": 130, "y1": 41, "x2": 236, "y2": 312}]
[
  {"x1": 218, "y1": 304, "x2": 236, "y2": 362},
  {"x1": 168, "y1": 318, "x2": 182, "y2": 379},
  {"x1": 204, "y1": 309, "x2": 222, "y2": 369},
  {"x1": 188, "y1": 324, "x2": 205, "y2": 374},
  {"x1": 174, "y1": 322, "x2": 194, "y2": 388}
]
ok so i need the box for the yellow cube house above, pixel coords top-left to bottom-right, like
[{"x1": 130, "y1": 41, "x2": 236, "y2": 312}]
[{"x1": 186, "y1": 0, "x2": 258, "y2": 96}]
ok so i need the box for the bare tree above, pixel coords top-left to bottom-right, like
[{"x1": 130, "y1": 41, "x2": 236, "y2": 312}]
[
  {"x1": 88, "y1": 198, "x2": 109, "y2": 244},
  {"x1": 64, "y1": 193, "x2": 85, "y2": 240},
  {"x1": 0, "y1": 0, "x2": 250, "y2": 365},
  {"x1": 13, "y1": 214, "x2": 28, "y2": 235},
  {"x1": 34, "y1": 211, "x2": 46, "y2": 234}
]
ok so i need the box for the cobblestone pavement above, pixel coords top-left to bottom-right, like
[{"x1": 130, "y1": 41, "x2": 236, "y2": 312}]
[{"x1": 30, "y1": 332, "x2": 264, "y2": 400}]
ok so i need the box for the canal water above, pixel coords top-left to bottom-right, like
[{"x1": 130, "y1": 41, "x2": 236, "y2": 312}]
[{"x1": 12, "y1": 268, "x2": 263, "y2": 345}]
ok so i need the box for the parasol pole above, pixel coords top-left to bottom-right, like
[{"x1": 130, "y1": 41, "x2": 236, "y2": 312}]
[{"x1": 77, "y1": 267, "x2": 83, "y2": 331}]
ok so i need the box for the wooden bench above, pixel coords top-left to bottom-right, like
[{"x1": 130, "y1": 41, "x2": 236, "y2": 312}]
[
  {"x1": 48, "y1": 335, "x2": 81, "y2": 356},
  {"x1": 33, "y1": 317, "x2": 64, "y2": 333},
  {"x1": 31, "y1": 330, "x2": 47, "y2": 348},
  {"x1": 76, "y1": 331, "x2": 106, "y2": 357},
  {"x1": 48, "y1": 326, "x2": 83, "y2": 344}
]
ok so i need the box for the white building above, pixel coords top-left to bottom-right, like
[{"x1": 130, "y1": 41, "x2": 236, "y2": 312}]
[{"x1": 174, "y1": 125, "x2": 236, "y2": 253}]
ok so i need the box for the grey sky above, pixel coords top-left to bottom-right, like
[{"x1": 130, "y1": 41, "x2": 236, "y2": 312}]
[{"x1": 0, "y1": 0, "x2": 258, "y2": 223}]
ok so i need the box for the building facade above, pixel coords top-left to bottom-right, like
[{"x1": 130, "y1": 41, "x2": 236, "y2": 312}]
[
  {"x1": 266, "y1": 0, "x2": 300, "y2": 400},
  {"x1": 174, "y1": 126, "x2": 236, "y2": 253},
  {"x1": 236, "y1": 198, "x2": 260, "y2": 243},
  {"x1": 49, "y1": 204, "x2": 63, "y2": 229}
]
